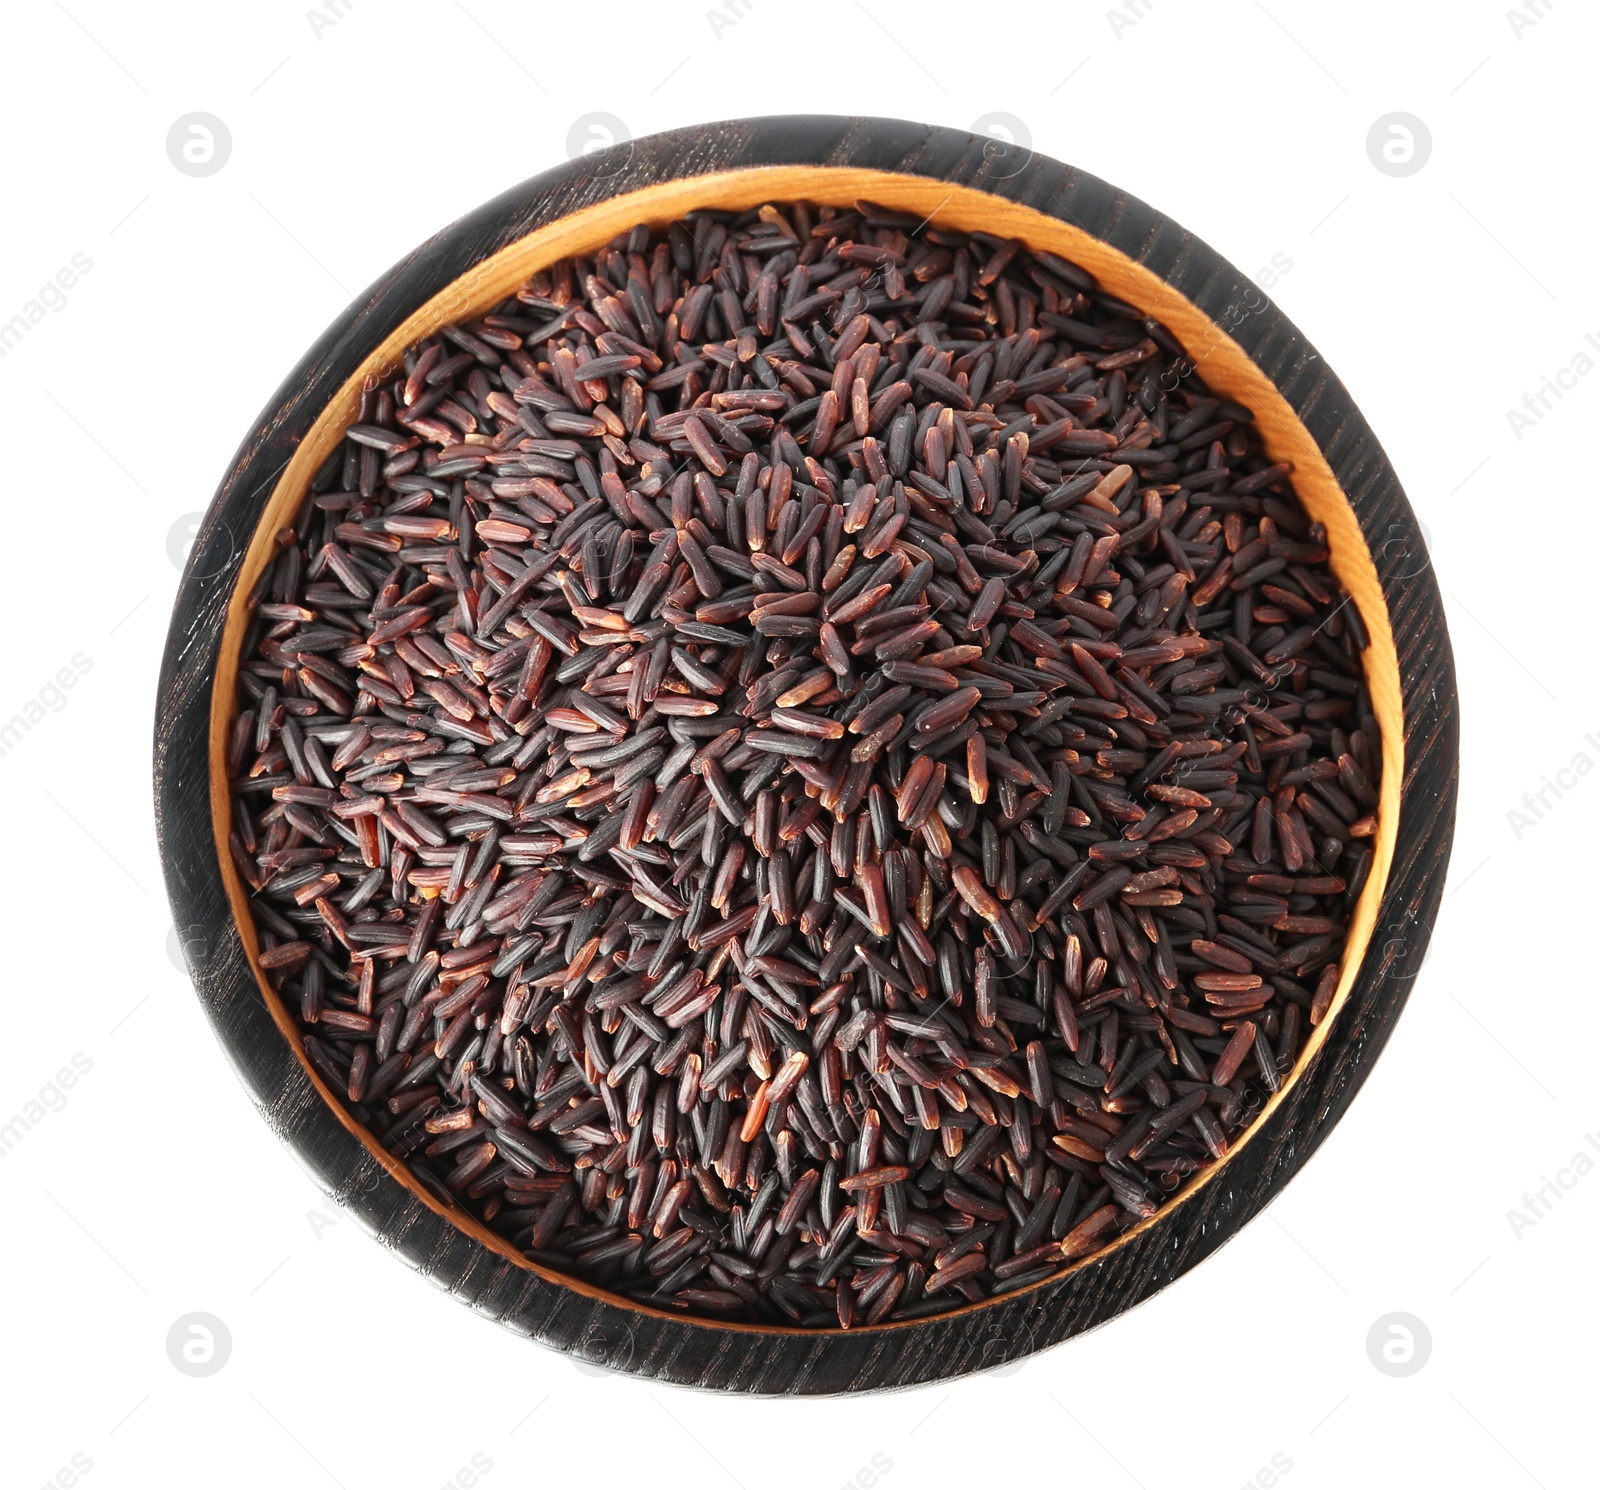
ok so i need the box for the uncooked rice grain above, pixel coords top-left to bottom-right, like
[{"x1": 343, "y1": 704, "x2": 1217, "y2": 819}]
[{"x1": 229, "y1": 199, "x2": 1378, "y2": 1327}]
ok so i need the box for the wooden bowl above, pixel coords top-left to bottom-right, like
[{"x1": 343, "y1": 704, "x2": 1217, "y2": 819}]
[{"x1": 154, "y1": 115, "x2": 1457, "y2": 1393}]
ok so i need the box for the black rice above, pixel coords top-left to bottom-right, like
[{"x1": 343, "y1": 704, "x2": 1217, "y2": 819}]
[{"x1": 229, "y1": 199, "x2": 1378, "y2": 1326}]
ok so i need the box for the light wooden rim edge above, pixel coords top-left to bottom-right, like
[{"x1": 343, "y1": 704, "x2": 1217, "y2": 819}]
[{"x1": 207, "y1": 164, "x2": 1404, "y2": 1340}]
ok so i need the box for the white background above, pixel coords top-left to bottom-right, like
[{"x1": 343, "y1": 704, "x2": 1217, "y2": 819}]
[{"x1": 0, "y1": 1, "x2": 1591, "y2": 1486}]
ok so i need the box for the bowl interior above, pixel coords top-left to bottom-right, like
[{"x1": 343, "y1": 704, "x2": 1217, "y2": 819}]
[{"x1": 209, "y1": 164, "x2": 1404, "y2": 1331}]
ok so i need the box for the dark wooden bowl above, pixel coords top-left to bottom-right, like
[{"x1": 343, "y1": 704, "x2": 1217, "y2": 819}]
[{"x1": 154, "y1": 115, "x2": 1457, "y2": 1394}]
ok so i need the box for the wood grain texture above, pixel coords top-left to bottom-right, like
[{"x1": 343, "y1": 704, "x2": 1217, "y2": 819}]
[{"x1": 154, "y1": 115, "x2": 1457, "y2": 1394}]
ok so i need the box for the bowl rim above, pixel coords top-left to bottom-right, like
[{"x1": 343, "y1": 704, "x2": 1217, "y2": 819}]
[{"x1": 154, "y1": 113, "x2": 1457, "y2": 1394}]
